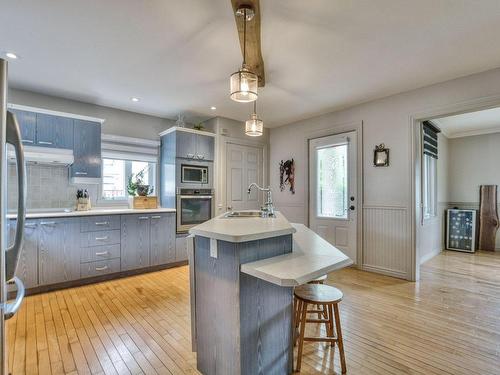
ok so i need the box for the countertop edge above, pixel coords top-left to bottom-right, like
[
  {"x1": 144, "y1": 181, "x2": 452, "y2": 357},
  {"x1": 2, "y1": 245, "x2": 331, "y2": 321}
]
[
  {"x1": 189, "y1": 227, "x2": 296, "y2": 243},
  {"x1": 7, "y1": 208, "x2": 176, "y2": 219}
]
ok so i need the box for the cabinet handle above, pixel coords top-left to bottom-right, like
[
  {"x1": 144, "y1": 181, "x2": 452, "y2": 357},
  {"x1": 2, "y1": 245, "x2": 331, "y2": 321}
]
[
  {"x1": 75, "y1": 172, "x2": 87, "y2": 176},
  {"x1": 24, "y1": 223, "x2": 37, "y2": 228},
  {"x1": 151, "y1": 216, "x2": 161, "y2": 219},
  {"x1": 197, "y1": 154, "x2": 205, "y2": 160},
  {"x1": 38, "y1": 141, "x2": 53, "y2": 145},
  {"x1": 22, "y1": 139, "x2": 34, "y2": 144},
  {"x1": 40, "y1": 221, "x2": 56, "y2": 226},
  {"x1": 95, "y1": 221, "x2": 109, "y2": 226},
  {"x1": 95, "y1": 236, "x2": 108, "y2": 241},
  {"x1": 95, "y1": 251, "x2": 109, "y2": 256},
  {"x1": 187, "y1": 153, "x2": 194, "y2": 158},
  {"x1": 95, "y1": 265, "x2": 108, "y2": 271},
  {"x1": 138, "y1": 216, "x2": 149, "y2": 220}
]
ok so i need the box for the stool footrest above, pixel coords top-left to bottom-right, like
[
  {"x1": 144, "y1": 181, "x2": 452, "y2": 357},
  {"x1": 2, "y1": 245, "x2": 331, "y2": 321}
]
[
  {"x1": 305, "y1": 318, "x2": 329, "y2": 324},
  {"x1": 304, "y1": 336, "x2": 338, "y2": 343}
]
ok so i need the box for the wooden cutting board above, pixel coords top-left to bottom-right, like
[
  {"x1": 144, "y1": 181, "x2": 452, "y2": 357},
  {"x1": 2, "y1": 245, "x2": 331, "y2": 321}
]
[{"x1": 478, "y1": 185, "x2": 499, "y2": 251}]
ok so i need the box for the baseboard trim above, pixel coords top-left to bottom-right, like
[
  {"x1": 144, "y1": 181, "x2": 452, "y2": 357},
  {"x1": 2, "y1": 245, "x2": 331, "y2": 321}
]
[
  {"x1": 420, "y1": 249, "x2": 442, "y2": 265},
  {"x1": 362, "y1": 264, "x2": 408, "y2": 280},
  {"x1": 19, "y1": 261, "x2": 188, "y2": 297}
]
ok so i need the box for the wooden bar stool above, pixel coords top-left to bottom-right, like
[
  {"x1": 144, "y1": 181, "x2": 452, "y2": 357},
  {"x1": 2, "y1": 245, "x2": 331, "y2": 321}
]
[
  {"x1": 294, "y1": 284, "x2": 346, "y2": 373},
  {"x1": 308, "y1": 274, "x2": 328, "y2": 318}
]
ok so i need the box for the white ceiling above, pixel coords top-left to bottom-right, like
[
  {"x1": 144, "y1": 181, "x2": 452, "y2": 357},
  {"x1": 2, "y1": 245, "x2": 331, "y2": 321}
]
[
  {"x1": 433, "y1": 107, "x2": 500, "y2": 138},
  {"x1": 2, "y1": 0, "x2": 500, "y2": 127}
]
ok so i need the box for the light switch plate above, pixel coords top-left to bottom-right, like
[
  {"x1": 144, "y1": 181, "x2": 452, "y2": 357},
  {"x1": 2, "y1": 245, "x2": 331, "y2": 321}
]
[{"x1": 210, "y1": 238, "x2": 218, "y2": 258}]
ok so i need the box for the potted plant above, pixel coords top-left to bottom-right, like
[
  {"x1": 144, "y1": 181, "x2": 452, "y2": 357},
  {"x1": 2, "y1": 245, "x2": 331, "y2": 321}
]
[{"x1": 127, "y1": 167, "x2": 153, "y2": 207}]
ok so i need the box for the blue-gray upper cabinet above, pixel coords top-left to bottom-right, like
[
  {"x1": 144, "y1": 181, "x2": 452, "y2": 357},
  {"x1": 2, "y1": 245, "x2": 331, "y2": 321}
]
[
  {"x1": 121, "y1": 215, "x2": 151, "y2": 271},
  {"x1": 195, "y1": 134, "x2": 214, "y2": 161},
  {"x1": 36, "y1": 113, "x2": 74, "y2": 149},
  {"x1": 175, "y1": 131, "x2": 214, "y2": 161},
  {"x1": 176, "y1": 131, "x2": 197, "y2": 159},
  {"x1": 10, "y1": 109, "x2": 36, "y2": 146},
  {"x1": 38, "y1": 218, "x2": 81, "y2": 285},
  {"x1": 8, "y1": 219, "x2": 39, "y2": 289},
  {"x1": 150, "y1": 214, "x2": 176, "y2": 265},
  {"x1": 70, "y1": 120, "x2": 102, "y2": 179}
]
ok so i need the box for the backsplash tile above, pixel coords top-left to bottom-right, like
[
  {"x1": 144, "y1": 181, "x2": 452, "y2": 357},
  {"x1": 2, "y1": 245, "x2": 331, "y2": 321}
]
[{"x1": 8, "y1": 164, "x2": 99, "y2": 211}]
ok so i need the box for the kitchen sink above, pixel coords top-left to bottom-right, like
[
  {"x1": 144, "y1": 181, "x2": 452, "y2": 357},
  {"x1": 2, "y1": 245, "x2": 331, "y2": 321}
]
[{"x1": 224, "y1": 210, "x2": 264, "y2": 218}]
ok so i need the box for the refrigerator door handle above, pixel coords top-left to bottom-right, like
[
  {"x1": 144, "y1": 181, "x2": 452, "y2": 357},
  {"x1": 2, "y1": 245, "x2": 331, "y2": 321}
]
[
  {"x1": 5, "y1": 111, "x2": 26, "y2": 282},
  {"x1": 4, "y1": 277, "x2": 25, "y2": 320}
]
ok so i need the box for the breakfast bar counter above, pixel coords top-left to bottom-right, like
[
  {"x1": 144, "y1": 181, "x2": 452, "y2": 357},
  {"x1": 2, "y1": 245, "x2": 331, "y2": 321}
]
[{"x1": 189, "y1": 212, "x2": 352, "y2": 375}]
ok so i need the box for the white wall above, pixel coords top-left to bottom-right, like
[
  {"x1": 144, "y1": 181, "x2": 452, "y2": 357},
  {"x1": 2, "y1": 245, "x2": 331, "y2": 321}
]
[
  {"x1": 8, "y1": 88, "x2": 176, "y2": 139},
  {"x1": 449, "y1": 132, "x2": 500, "y2": 203},
  {"x1": 270, "y1": 67, "x2": 500, "y2": 280}
]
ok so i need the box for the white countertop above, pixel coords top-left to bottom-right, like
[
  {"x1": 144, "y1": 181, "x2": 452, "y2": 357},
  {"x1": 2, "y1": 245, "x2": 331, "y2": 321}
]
[
  {"x1": 240, "y1": 223, "x2": 353, "y2": 287},
  {"x1": 189, "y1": 211, "x2": 296, "y2": 242},
  {"x1": 7, "y1": 207, "x2": 176, "y2": 219}
]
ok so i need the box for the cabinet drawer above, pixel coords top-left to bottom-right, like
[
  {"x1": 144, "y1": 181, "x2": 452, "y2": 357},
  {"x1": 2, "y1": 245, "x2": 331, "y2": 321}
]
[
  {"x1": 80, "y1": 230, "x2": 120, "y2": 247},
  {"x1": 80, "y1": 258, "x2": 120, "y2": 278},
  {"x1": 81, "y1": 216, "x2": 121, "y2": 232},
  {"x1": 80, "y1": 244, "x2": 120, "y2": 263}
]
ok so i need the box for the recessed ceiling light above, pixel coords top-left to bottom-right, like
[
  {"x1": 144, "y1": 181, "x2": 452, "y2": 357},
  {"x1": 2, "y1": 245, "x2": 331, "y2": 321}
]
[
  {"x1": 210, "y1": 106, "x2": 217, "y2": 111},
  {"x1": 131, "y1": 97, "x2": 140, "y2": 102},
  {"x1": 5, "y1": 52, "x2": 18, "y2": 59}
]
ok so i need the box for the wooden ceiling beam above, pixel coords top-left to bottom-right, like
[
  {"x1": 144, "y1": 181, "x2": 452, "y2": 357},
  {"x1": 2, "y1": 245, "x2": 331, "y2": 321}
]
[{"x1": 231, "y1": 0, "x2": 265, "y2": 87}]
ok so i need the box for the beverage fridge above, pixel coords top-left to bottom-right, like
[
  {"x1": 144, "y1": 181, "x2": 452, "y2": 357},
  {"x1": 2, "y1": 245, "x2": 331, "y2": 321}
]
[{"x1": 0, "y1": 58, "x2": 27, "y2": 374}]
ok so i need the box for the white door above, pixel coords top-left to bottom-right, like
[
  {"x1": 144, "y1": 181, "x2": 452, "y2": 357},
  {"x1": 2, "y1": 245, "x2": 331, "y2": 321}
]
[
  {"x1": 309, "y1": 131, "x2": 357, "y2": 263},
  {"x1": 226, "y1": 143, "x2": 263, "y2": 211}
]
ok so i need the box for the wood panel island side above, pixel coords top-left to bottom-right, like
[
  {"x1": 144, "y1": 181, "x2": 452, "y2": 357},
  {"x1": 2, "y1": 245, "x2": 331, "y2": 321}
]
[{"x1": 189, "y1": 212, "x2": 353, "y2": 375}]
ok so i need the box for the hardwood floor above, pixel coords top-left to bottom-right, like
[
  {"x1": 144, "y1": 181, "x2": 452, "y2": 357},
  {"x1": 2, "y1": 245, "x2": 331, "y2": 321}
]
[{"x1": 7, "y1": 250, "x2": 500, "y2": 374}]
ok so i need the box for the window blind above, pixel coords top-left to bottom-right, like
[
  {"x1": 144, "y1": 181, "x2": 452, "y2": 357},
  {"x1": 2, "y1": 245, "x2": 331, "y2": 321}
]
[
  {"x1": 101, "y1": 134, "x2": 160, "y2": 163},
  {"x1": 422, "y1": 121, "x2": 440, "y2": 159}
]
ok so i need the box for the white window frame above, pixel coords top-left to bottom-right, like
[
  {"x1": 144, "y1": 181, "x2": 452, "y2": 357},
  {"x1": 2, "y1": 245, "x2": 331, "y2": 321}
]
[{"x1": 422, "y1": 153, "x2": 437, "y2": 221}]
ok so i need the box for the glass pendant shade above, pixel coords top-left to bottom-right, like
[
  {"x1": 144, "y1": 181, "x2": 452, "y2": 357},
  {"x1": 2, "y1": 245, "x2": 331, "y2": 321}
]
[
  {"x1": 245, "y1": 113, "x2": 263, "y2": 136},
  {"x1": 230, "y1": 66, "x2": 258, "y2": 102}
]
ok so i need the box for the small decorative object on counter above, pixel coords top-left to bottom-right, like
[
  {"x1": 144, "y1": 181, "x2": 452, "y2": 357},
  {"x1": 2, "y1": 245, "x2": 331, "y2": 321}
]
[
  {"x1": 279, "y1": 159, "x2": 295, "y2": 194},
  {"x1": 76, "y1": 189, "x2": 91, "y2": 211},
  {"x1": 127, "y1": 167, "x2": 154, "y2": 208},
  {"x1": 133, "y1": 196, "x2": 158, "y2": 209},
  {"x1": 373, "y1": 143, "x2": 389, "y2": 167}
]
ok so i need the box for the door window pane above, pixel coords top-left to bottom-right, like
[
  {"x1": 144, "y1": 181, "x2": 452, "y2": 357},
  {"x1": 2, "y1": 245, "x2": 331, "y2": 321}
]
[{"x1": 316, "y1": 144, "x2": 348, "y2": 218}]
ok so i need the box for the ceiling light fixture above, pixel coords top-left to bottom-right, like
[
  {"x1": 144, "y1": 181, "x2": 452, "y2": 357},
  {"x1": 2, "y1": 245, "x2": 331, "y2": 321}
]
[
  {"x1": 210, "y1": 106, "x2": 217, "y2": 111},
  {"x1": 131, "y1": 97, "x2": 140, "y2": 102},
  {"x1": 245, "y1": 101, "x2": 263, "y2": 137},
  {"x1": 230, "y1": 4, "x2": 258, "y2": 103},
  {"x1": 5, "y1": 52, "x2": 18, "y2": 59}
]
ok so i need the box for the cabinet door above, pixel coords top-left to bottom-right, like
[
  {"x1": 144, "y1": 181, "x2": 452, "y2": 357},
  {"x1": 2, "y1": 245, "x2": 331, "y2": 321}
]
[
  {"x1": 121, "y1": 215, "x2": 150, "y2": 271},
  {"x1": 70, "y1": 120, "x2": 102, "y2": 178},
  {"x1": 39, "y1": 218, "x2": 80, "y2": 285},
  {"x1": 10, "y1": 109, "x2": 36, "y2": 146},
  {"x1": 196, "y1": 135, "x2": 215, "y2": 161},
  {"x1": 8, "y1": 219, "x2": 39, "y2": 288},
  {"x1": 36, "y1": 113, "x2": 74, "y2": 148},
  {"x1": 150, "y1": 214, "x2": 175, "y2": 265},
  {"x1": 176, "y1": 131, "x2": 197, "y2": 159}
]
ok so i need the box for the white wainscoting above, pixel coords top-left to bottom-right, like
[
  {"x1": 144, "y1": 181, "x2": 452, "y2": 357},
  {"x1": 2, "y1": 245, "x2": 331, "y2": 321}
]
[{"x1": 363, "y1": 205, "x2": 409, "y2": 279}]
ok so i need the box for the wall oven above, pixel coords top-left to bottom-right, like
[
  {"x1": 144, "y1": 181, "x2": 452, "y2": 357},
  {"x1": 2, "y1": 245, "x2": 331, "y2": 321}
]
[{"x1": 176, "y1": 188, "x2": 214, "y2": 233}]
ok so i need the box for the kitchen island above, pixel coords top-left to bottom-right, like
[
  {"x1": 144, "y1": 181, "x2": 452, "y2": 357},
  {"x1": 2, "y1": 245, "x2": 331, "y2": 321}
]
[{"x1": 189, "y1": 212, "x2": 352, "y2": 375}]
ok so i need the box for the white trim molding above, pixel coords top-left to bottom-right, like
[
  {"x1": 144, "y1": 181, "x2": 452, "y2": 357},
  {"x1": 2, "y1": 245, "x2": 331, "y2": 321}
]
[{"x1": 8, "y1": 103, "x2": 105, "y2": 124}]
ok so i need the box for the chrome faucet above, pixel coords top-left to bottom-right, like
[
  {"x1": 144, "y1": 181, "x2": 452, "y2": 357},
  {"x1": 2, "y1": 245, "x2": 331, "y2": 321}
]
[{"x1": 247, "y1": 183, "x2": 275, "y2": 217}]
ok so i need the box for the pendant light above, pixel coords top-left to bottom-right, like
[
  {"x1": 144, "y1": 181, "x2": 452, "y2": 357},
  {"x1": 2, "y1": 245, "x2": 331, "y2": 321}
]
[
  {"x1": 245, "y1": 101, "x2": 263, "y2": 136},
  {"x1": 230, "y1": 5, "x2": 258, "y2": 103}
]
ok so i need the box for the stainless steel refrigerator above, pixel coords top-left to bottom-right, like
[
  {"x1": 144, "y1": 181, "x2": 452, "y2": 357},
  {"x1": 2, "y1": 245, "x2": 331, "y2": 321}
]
[{"x1": 0, "y1": 58, "x2": 27, "y2": 375}]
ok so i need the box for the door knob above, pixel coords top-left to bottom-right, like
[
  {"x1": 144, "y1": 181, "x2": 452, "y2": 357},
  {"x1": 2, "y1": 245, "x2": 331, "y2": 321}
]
[
  {"x1": 227, "y1": 206, "x2": 232, "y2": 211},
  {"x1": 349, "y1": 205, "x2": 355, "y2": 211}
]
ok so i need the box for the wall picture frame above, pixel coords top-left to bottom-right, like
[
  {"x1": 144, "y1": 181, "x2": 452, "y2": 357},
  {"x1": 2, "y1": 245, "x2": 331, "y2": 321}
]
[{"x1": 374, "y1": 144, "x2": 389, "y2": 167}]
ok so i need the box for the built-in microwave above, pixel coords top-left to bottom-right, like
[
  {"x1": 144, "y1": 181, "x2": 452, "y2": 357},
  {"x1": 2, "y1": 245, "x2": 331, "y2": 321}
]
[{"x1": 181, "y1": 164, "x2": 208, "y2": 184}]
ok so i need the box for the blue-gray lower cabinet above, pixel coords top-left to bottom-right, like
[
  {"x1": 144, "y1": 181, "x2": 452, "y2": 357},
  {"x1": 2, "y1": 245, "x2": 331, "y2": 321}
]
[
  {"x1": 8, "y1": 219, "x2": 39, "y2": 288},
  {"x1": 39, "y1": 218, "x2": 81, "y2": 285},
  {"x1": 150, "y1": 214, "x2": 176, "y2": 265},
  {"x1": 70, "y1": 120, "x2": 102, "y2": 179},
  {"x1": 10, "y1": 109, "x2": 36, "y2": 146},
  {"x1": 121, "y1": 215, "x2": 151, "y2": 271}
]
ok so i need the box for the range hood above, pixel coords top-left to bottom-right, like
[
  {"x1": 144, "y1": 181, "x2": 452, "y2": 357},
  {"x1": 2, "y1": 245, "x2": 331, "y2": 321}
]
[{"x1": 8, "y1": 146, "x2": 74, "y2": 165}]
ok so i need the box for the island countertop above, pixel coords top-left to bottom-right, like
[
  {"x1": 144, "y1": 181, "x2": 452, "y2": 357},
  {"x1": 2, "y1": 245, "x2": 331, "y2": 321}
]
[
  {"x1": 240, "y1": 223, "x2": 353, "y2": 286},
  {"x1": 189, "y1": 211, "x2": 296, "y2": 242}
]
